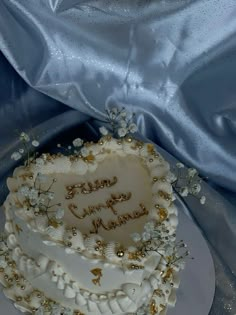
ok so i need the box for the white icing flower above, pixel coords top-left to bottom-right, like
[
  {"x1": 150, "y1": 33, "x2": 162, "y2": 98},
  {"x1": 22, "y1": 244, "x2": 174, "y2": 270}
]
[
  {"x1": 128, "y1": 123, "x2": 138, "y2": 133},
  {"x1": 99, "y1": 126, "x2": 108, "y2": 135},
  {"x1": 179, "y1": 187, "x2": 189, "y2": 197},
  {"x1": 20, "y1": 132, "x2": 30, "y2": 142},
  {"x1": 200, "y1": 196, "x2": 206, "y2": 204},
  {"x1": 19, "y1": 148, "x2": 24, "y2": 154},
  {"x1": 117, "y1": 127, "x2": 127, "y2": 137},
  {"x1": 68, "y1": 145, "x2": 72, "y2": 150},
  {"x1": 72, "y1": 138, "x2": 83, "y2": 147},
  {"x1": 131, "y1": 233, "x2": 141, "y2": 243},
  {"x1": 176, "y1": 162, "x2": 184, "y2": 168},
  {"x1": 55, "y1": 208, "x2": 64, "y2": 220},
  {"x1": 32, "y1": 140, "x2": 39, "y2": 147},
  {"x1": 11, "y1": 152, "x2": 22, "y2": 161},
  {"x1": 188, "y1": 168, "x2": 197, "y2": 178}
]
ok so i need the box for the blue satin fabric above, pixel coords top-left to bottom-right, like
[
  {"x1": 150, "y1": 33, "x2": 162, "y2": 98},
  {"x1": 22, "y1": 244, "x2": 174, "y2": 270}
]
[{"x1": 0, "y1": 0, "x2": 236, "y2": 314}]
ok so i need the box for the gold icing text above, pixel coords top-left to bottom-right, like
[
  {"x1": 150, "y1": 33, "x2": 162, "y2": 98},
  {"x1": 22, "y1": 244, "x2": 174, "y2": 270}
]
[
  {"x1": 68, "y1": 192, "x2": 132, "y2": 218},
  {"x1": 65, "y1": 176, "x2": 118, "y2": 199},
  {"x1": 90, "y1": 204, "x2": 148, "y2": 234}
]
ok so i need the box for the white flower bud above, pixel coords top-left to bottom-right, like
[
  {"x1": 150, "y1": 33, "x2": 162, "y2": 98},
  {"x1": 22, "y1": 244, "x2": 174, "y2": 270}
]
[
  {"x1": 191, "y1": 183, "x2": 201, "y2": 194},
  {"x1": 176, "y1": 162, "x2": 185, "y2": 168},
  {"x1": 117, "y1": 127, "x2": 127, "y2": 137},
  {"x1": 80, "y1": 147, "x2": 89, "y2": 157},
  {"x1": 131, "y1": 233, "x2": 141, "y2": 243},
  {"x1": 200, "y1": 196, "x2": 206, "y2": 204},
  {"x1": 188, "y1": 168, "x2": 197, "y2": 178},
  {"x1": 20, "y1": 132, "x2": 30, "y2": 142},
  {"x1": 11, "y1": 152, "x2": 22, "y2": 161},
  {"x1": 72, "y1": 138, "x2": 83, "y2": 147},
  {"x1": 32, "y1": 140, "x2": 39, "y2": 147},
  {"x1": 99, "y1": 126, "x2": 108, "y2": 135},
  {"x1": 119, "y1": 120, "x2": 128, "y2": 128},
  {"x1": 180, "y1": 187, "x2": 189, "y2": 197},
  {"x1": 55, "y1": 208, "x2": 64, "y2": 220},
  {"x1": 128, "y1": 123, "x2": 138, "y2": 133}
]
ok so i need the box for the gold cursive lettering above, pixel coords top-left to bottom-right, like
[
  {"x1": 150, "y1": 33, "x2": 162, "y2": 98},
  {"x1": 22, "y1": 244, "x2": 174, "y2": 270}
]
[
  {"x1": 68, "y1": 192, "x2": 132, "y2": 219},
  {"x1": 65, "y1": 176, "x2": 118, "y2": 199},
  {"x1": 90, "y1": 204, "x2": 148, "y2": 234}
]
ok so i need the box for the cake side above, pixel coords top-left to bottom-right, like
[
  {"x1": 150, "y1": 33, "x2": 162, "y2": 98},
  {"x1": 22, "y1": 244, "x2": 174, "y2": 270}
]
[{"x1": 0, "y1": 136, "x2": 182, "y2": 315}]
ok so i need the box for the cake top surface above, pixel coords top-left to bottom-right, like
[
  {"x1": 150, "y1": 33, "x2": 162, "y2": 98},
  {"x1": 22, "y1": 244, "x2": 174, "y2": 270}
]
[{"x1": 7, "y1": 136, "x2": 178, "y2": 267}]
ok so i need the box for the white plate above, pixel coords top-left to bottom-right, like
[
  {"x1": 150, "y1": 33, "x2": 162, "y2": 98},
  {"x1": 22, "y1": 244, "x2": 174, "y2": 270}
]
[
  {"x1": 168, "y1": 208, "x2": 215, "y2": 315},
  {"x1": 0, "y1": 206, "x2": 215, "y2": 315}
]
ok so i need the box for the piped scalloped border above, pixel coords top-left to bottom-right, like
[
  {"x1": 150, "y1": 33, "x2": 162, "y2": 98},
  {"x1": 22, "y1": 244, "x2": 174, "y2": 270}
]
[{"x1": 0, "y1": 221, "x2": 179, "y2": 315}]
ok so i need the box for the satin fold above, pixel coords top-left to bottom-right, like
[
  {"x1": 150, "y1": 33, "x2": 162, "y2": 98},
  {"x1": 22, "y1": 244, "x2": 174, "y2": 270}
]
[{"x1": 0, "y1": 1, "x2": 236, "y2": 313}]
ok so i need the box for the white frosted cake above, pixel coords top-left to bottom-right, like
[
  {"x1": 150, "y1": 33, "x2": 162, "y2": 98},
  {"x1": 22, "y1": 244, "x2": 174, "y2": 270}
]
[{"x1": 0, "y1": 136, "x2": 184, "y2": 315}]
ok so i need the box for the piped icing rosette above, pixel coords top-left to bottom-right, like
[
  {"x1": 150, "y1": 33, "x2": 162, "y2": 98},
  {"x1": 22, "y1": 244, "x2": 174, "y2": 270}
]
[{"x1": 1, "y1": 136, "x2": 186, "y2": 315}]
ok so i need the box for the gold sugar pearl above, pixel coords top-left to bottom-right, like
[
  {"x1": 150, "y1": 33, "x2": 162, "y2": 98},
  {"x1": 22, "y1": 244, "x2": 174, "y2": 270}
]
[
  {"x1": 0, "y1": 268, "x2": 4, "y2": 272},
  {"x1": 73, "y1": 232, "x2": 77, "y2": 236},
  {"x1": 126, "y1": 137, "x2": 133, "y2": 143},
  {"x1": 16, "y1": 297, "x2": 22, "y2": 302},
  {"x1": 99, "y1": 141, "x2": 104, "y2": 145},
  {"x1": 153, "y1": 177, "x2": 158, "y2": 182},
  {"x1": 116, "y1": 250, "x2": 125, "y2": 258},
  {"x1": 67, "y1": 242, "x2": 72, "y2": 247},
  {"x1": 20, "y1": 285, "x2": 25, "y2": 290},
  {"x1": 149, "y1": 158, "x2": 153, "y2": 162},
  {"x1": 4, "y1": 275, "x2": 8, "y2": 279}
]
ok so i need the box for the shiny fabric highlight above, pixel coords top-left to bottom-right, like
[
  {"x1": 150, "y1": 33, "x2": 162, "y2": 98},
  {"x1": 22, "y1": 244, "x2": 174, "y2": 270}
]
[{"x1": 0, "y1": 0, "x2": 236, "y2": 314}]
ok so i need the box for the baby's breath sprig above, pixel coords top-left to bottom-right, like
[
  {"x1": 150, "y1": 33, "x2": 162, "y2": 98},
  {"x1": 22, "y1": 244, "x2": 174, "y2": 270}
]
[
  {"x1": 131, "y1": 220, "x2": 189, "y2": 273},
  {"x1": 11, "y1": 132, "x2": 40, "y2": 166},
  {"x1": 99, "y1": 106, "x2": 138, "y2": 138},
  {"x1": 171, "y1": 163, "x2": 206, "y2": 205},
  {"x1": 18, "y1": 175, "x2": 64, "y2": 228}
]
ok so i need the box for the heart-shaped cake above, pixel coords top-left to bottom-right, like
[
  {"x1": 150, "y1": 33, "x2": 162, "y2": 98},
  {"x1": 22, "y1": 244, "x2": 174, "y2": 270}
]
[{"x1": 1, "y1": 136, "x2": 182, "y2": 315}]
